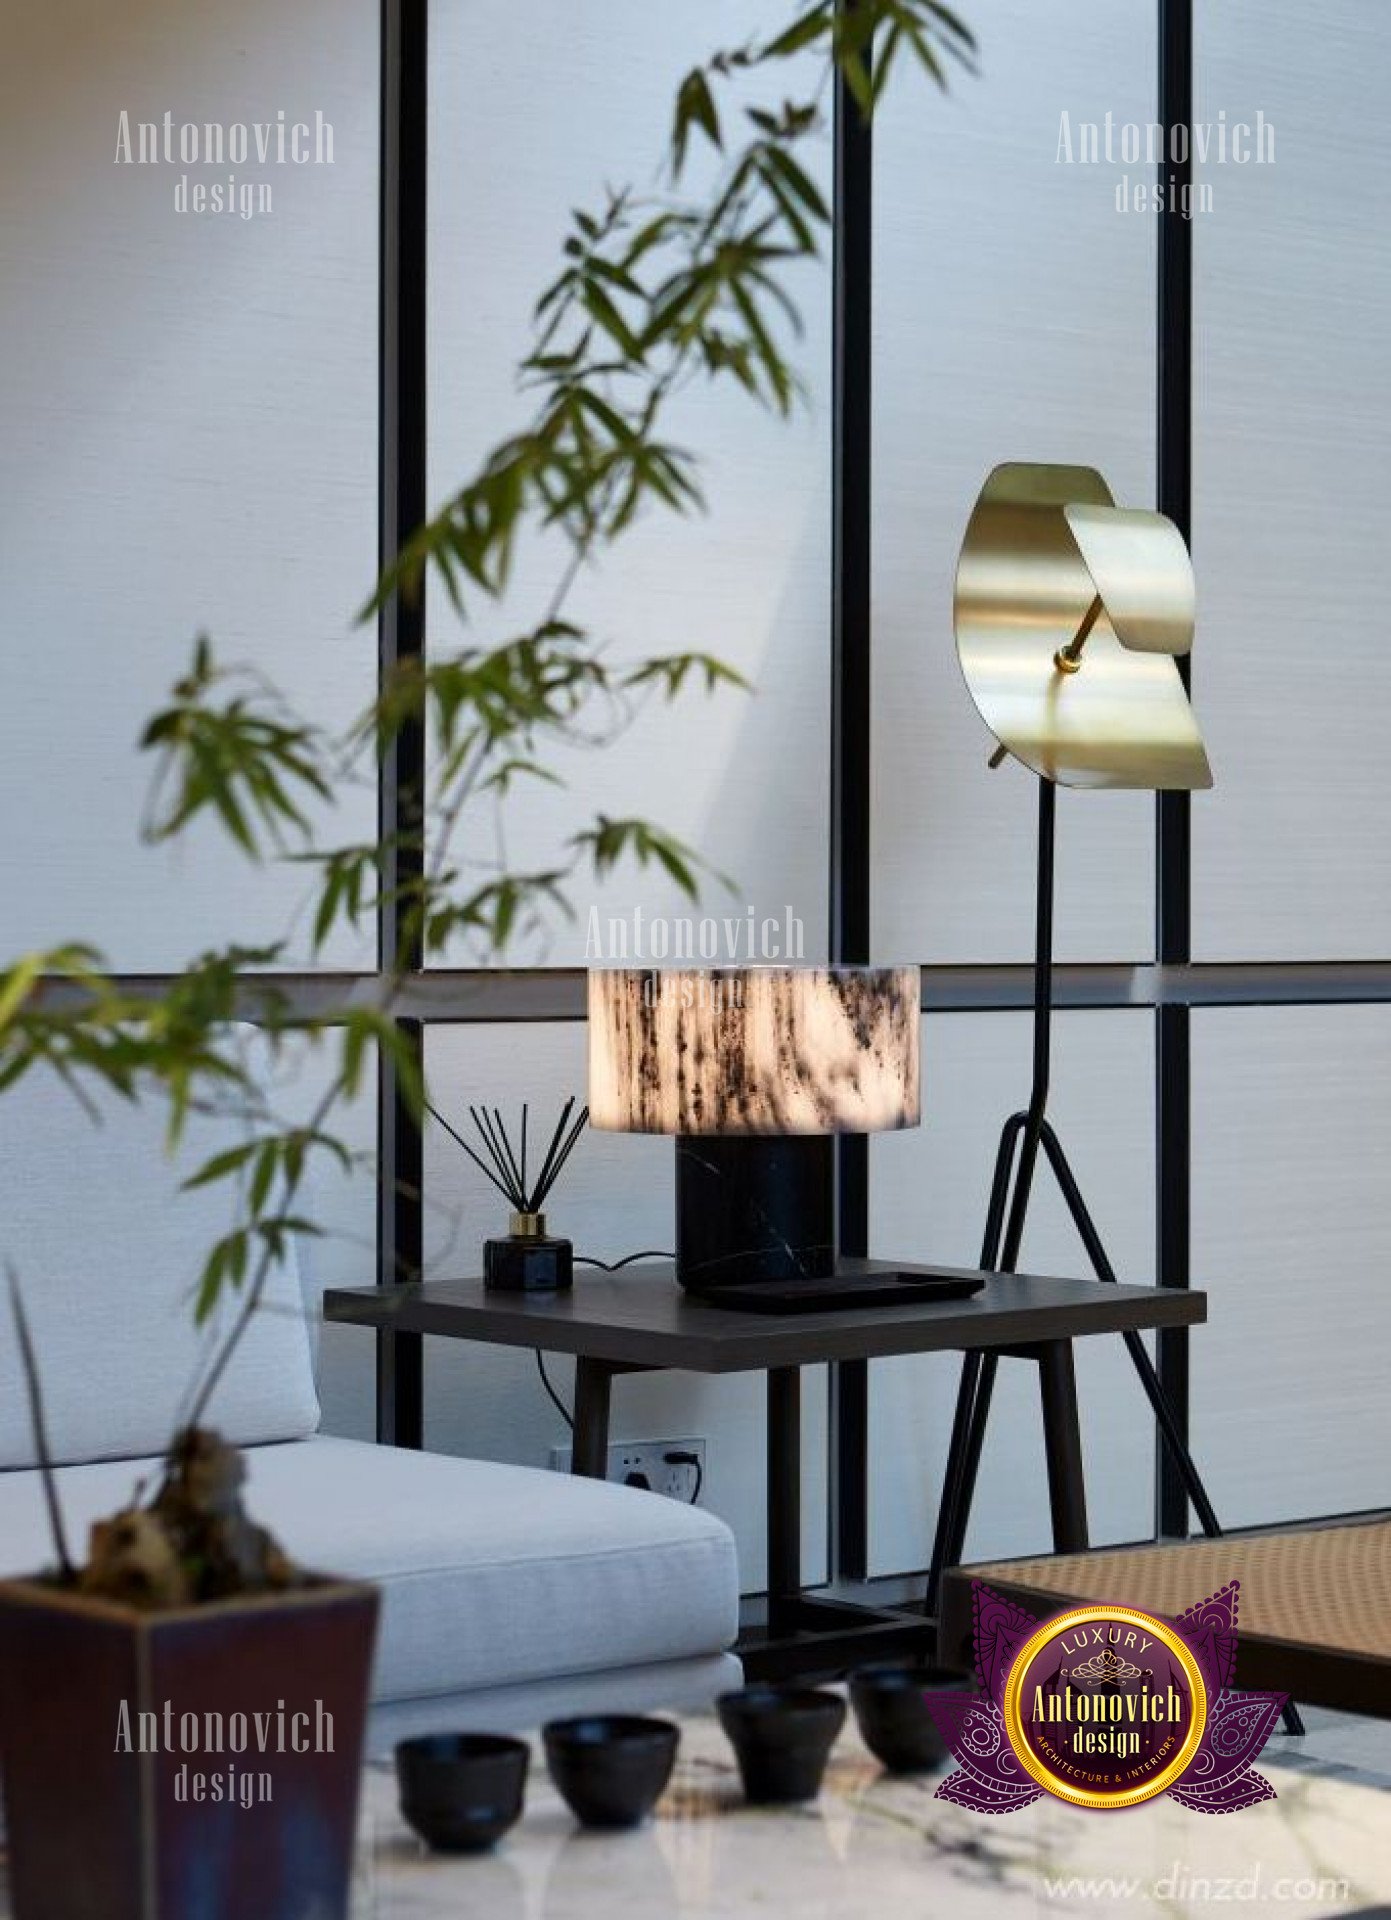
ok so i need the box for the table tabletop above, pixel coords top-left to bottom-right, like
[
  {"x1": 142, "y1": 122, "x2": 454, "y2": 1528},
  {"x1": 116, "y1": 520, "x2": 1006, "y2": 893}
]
[{"x1": 323, "y1": 1258, "x2": 1205, "y2": 1374}]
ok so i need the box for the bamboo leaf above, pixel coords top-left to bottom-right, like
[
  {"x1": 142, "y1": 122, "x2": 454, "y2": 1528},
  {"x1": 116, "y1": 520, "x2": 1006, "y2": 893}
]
[
  {"x1": 248, "y1": 1140, "x2": 280, "y2": 1217},
  {"x1": 0, "y1": 955, "x2": 43, "y2": 1032},
  {"x1": 672, "y1": 67, "x2": 723, "y2": 177},
  {"x1": 181, "y1": 1142, "x2": 258, "y2": 1192},
  {"x1": 760, "y1": 4, "x2": 834, "y2": 61}
]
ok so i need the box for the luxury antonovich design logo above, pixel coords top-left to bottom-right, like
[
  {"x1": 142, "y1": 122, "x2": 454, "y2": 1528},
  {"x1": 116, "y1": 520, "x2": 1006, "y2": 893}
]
[
  {"x1": 1002, "y1": 1604, "x2": 1207, "y2": 1808},
  {"x1": 927, "y1": 1581, "x2": 1288, "y2": 1814}
]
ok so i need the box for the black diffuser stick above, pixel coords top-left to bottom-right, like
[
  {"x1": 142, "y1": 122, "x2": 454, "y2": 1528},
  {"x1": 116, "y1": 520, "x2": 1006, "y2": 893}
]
[
  {"x1": 534, "y1": 1106, "x2": 589, "y2": 1212},
  {"x1": 475, "y1": 1105, "x2": 528, "y2": 1209},
  {"x1": 467, "y1": 1104, "x2": 501, "y2": 1178},
  {"x1": 556, "y1": 1105, "x2": 590, "y2": 1179},
  {"x1": 471, "y1": 1106, "x2": 521, "y2": 1204},
  {"x1": 528, "y1": 1096, "x2": 576, "y2": 1212},
  {"x1": 492, "y1": 1107, "x2": 526, "y2": 1199},
  {"x1": 434, "y1": 1098, "x2": 587, "y2": 1221},
  {"x1": 426, "y1": 1103, "x2": 518, "y2": 1206}
]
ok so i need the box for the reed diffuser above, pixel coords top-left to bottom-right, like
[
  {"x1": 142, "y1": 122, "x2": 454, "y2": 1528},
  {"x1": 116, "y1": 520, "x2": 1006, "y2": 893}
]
[{"x1": 430, "y1": 1097, "x2": 588, "y2": 1291}]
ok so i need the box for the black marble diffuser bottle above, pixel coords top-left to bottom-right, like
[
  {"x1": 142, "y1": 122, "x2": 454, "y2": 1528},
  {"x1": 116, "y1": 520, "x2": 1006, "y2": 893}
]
[
  {"x1": 429, "y1": 1097, "x2": 587, "y2": 1293},
  {"x1": 484, "y1": 1208, "x2": 574, "y2": 1293}
]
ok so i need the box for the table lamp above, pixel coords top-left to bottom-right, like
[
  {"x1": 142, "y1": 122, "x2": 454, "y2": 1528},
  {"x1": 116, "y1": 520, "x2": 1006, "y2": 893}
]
[{"x1": 588, "y1": 966, "x2": 920, "y2": 1294}]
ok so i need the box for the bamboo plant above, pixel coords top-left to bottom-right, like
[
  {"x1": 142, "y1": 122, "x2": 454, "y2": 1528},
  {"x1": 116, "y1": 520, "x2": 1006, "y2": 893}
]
[{"x1": 0, "y1": 0, "x2": 974, "y2": 1596}]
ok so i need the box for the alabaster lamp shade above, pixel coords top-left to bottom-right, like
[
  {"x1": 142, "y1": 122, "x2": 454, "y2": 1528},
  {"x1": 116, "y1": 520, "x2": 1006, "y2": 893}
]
[
  {"x1": 588, "y1": 967, "x2": 921, "y2": 1292},
  {"x1": 588, "y1": 966, "x2": 920, "y2": 1135}
]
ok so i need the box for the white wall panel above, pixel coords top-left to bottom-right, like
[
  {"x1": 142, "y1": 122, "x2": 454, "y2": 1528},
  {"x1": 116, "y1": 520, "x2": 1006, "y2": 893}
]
[
  {"x1": 1191, "y1": 1007, "x2": 1391, "y2": 1525},
  {"x1": 872, "y1": 0, "x2": 1156, "y2": 965},
  {"x1": 0, "y1": 1032, "x2": 377, "y2": 1453},
  {"x1": 1192, "y1": 2, "x2": 1391, "y2": 959},
  {"x1": 0, "y1": 0, "x2": 379, "y2": 970},
  {"x1": 422, "y1": 1025, "x2": 828, "y2": 1595},
  {"x1": 287, "y1": 1043, "x2": 379, "y2": 1447},
  {"x1": 428, "y1": 0, "x2": 830, "y2": 966},
  {"x1": 868, "y1": 1010, "x2": 1156, "y2": 1573}
]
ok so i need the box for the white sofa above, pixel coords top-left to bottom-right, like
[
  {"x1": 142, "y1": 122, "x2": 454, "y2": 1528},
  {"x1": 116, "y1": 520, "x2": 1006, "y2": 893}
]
[{"x1": 0, "y1": 1082, "x2": 741, "y2": 1746}]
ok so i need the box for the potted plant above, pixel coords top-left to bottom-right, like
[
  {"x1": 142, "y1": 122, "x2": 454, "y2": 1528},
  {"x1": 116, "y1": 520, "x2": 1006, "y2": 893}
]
[
  {"x1": 0, "y1": 8, "x2": 972, "y2": 1916},
  {"x1": 0, "y1": 1407, "x2": 380, "y2": 1919}
]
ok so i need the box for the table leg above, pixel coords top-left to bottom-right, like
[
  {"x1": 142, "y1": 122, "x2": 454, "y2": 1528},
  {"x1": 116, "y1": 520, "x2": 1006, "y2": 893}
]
[
  {"x1": 571, "y1": 1359, "x2": 613, "y2": 1478},
  {"x1": 767, "y1": 1367, "x2": 801, "y2": 1628},
  {"x1": 1038, "y1": 1340, "x2": 1089, "y2": 1553}
]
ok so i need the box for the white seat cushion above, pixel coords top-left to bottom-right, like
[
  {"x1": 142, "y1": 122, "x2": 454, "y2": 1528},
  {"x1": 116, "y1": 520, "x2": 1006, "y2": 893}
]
[{"x1": 0, "y1": 1436, "x2": 740, "y2": 1701}]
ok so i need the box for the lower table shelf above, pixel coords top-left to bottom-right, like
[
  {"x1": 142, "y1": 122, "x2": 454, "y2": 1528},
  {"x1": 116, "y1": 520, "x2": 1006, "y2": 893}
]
[{"x1": 736, "y1": 1586, "x2": 937, "y2": 1683}]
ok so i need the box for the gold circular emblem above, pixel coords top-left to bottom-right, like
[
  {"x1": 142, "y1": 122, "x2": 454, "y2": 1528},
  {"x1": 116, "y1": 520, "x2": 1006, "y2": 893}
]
[{"x1": 1001, "y1": 1603, "x2": 1208, "y2": 1810}]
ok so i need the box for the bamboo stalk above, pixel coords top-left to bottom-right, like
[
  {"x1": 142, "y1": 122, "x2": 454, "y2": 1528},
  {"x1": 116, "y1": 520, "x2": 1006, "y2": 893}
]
[{"x1": 6, "y1": 1263, "x2": 75, "y2": 1581}]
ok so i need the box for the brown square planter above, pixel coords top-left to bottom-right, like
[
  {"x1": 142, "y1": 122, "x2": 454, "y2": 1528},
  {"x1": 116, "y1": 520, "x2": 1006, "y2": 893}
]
[{"x1": 0, "y1": 1575, "x2": 379, "y2": 1920}]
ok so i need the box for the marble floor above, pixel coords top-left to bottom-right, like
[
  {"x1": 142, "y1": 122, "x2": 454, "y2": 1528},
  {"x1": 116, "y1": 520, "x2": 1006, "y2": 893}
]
[{"x1": 353, "y1": 1701, "x2": 1391, "y2": 1920}]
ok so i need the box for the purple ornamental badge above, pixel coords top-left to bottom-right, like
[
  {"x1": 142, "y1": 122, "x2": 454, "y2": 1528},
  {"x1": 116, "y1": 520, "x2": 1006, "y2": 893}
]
[{"x1": 927, "y1": 1580, "x2": 1286, "y2": 1814}]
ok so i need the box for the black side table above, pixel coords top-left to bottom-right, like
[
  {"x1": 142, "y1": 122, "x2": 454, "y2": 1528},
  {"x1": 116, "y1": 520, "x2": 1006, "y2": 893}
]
[{"x1": 324, "y1": 1258, "x2": 1205, "y2": 1678}]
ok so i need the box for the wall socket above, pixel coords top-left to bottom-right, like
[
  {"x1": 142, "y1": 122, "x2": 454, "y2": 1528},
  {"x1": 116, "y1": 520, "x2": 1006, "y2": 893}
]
[{"x1": 548, "y1": 1436, "x2": 706, "y2": 1504}]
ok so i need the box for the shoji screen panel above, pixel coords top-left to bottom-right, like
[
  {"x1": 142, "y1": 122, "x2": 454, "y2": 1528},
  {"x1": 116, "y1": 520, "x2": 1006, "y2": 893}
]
[
  {"x1": 1191, "y1": 2, "x2": 1391, "y2": 959},
  {"x1": 0, "y1": 0, "x2": 379, "y2": 969},
  {"x1": 1190, "y1": 1005, "x2": 1391, "y2": 1525},
  {"x1": 427, "y1": 1, "x2": 831, "y2": 968},
  {"x1": 869, "y1": 1010, "x2": 1156, "y2": 1574},
  {"x1": 872, "y1": 0, "x2": 1157, "y2": 966}
]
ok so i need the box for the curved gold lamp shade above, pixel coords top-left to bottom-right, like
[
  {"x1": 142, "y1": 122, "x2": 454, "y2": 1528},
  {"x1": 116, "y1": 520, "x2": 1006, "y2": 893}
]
[{"x1": 954, "y1": 463, "x2": 1212, "y2": 790}]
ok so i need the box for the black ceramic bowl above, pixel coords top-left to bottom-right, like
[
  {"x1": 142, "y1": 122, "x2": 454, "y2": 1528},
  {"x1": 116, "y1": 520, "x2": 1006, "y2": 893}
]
[
  {"x1": 716, "y1": 1686, "x2": 847, "y2": 1804},
  {"x1": 542, "y1": 1715, "x2": 679, "y2": 1829},
  {"x1": 395, "y1": 1732, "x2": 530, "y2": 1853},
  {"x1": 848, "y1": 1665, "x2": 960, "y2": 1774}
]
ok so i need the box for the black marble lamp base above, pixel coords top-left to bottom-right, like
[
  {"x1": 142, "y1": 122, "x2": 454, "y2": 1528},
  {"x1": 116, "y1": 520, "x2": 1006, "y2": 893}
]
[{"x1": 674, "y1": 1135, "x2": 834, "y2": 1293}]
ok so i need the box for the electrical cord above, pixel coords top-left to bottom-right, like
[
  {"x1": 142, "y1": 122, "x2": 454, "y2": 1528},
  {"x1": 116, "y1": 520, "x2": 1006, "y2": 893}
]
[
  {"x1": 535, "y1": 1251, "x2": 693, "y2": 1490},
  {"x1": 663, "y1": 1448, "x2": 703, "y2": 1505},
  {"x1": 572, "y1": 1251, "x2": 672, "y2": 1271},
  {"x1": 534, "y1": 1351, "x2": 573, "y2": 1431}
]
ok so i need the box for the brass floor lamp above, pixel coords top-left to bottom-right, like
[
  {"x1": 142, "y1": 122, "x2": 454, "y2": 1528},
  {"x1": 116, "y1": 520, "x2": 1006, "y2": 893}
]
[{"x1": 930, "y1": 464, "x2": 1302, "y2": 1735}]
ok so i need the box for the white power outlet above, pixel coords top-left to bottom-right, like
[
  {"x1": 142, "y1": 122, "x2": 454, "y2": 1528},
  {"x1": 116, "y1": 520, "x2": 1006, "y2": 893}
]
[{"x1": 548, "y1": 1436, "x2": 706, "y2": 1504}]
